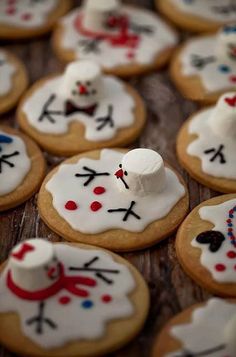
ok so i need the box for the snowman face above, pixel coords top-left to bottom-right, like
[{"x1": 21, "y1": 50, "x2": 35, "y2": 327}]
[
  {"x1": 114, "y1": 163, "x2": 129, "y2": 190},
  {"x1": 71, "y1": 80, "x2": 97, "y2": 98},
  {"x1": 44, "y1": 256, "x2": 61, "y2": 281}
]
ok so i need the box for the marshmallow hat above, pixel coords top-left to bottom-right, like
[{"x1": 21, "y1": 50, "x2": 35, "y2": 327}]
[
  {"x1": 58, "y1": 60, "x2": 103, "y2": 107},
  {"x1": 82, "y1": 0, "x2": 121, "y2": 33},
  {"x1": 9, "y1": 239, "x2": 60, "y2": 292},
  {"x1": 224, "y1": 314, "x2": 236, "y2": 355},
  {"x1": 115, "y1": 148, "x2": 166, "y2": 196},
  {"x1": 216, "y1": 24, "x2": 236, "y2": 66},
  {"x1": 208, "y1": 92, "x2": 236, "y2": 139}
]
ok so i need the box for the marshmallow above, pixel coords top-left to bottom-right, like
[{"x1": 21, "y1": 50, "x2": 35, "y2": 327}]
[
  {"x1": 58, "y1": 60, "x2": 103, "y2": 107},
  {"x1": 115, "y1": 148, "x2": 166, "y2": 196},
  {"x1": 216, "y1": 24, "x2": 236, "y2": 66},
  {"x1": 9, "y1": 239, "x2": 60, "y2": 292},
  {"x1": 224, "y1": 314, "x2": 236, "y2": 355},
  {"x1": 208, "y1": 92, "x2": 236, "y2": 139},
  {"x1": 83, "y1": 0, "x2": 121, "y2": 33}
]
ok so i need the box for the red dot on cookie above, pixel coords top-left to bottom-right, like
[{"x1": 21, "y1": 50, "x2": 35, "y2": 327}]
[
  {"x1": 59, "y1": 296, "x2": 71, "y2": 305},
  {"x1": 93, "y1": 186, "x2": 106, "y2": 195},
  {"x1": 90, "y1": 201, "x2": 102, "y2": 212},
  {"x1": 215, "y1": 263, "x2": 226, "y2": 272},
  {"x1": 65, "y1": 200, "x2": 78, "y2": 210},
  {"x1": 21, "y1": 12, "x2": 32, "y2": 21},
  {"x1": 230, "y1": 75, "x2": 236, "y2": 83},
  {"x1": 227, "y1": 251, "x2": 236, "y2": 259},
  {"x1": 6, "y1": 7, "x2": 16, "y2": 15},
  {"x1": 127, "y1": 51, "x2": 135, "y2": 59},
  {"x1": 102, "y1": 294, "x2": 112, "y2": 303}
]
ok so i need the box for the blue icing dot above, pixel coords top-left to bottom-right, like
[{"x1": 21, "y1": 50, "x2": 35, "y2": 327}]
[
  {"x1": 228, "y1": 232, "x2": 233, "y2": 236},
  {"x1": 224, "y1": 25, "x2": 236, "y2": 33},
  {"x1": 0, "y1": 134, "x2": 13, "y2": 144},
  {"x1": 218, "y1": 64, "x2": 231, "y2": 73},
  {"x1": 81, "y1": 300, "x2": 93, "y2": 309}
]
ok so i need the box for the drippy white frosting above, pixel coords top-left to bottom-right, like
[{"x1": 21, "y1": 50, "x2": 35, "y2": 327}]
[
  {"x1": 166, "y1": 298, "x2": 236, "y2": 357},
  {"x1": 0, "y1": 50, "x2": 15, "y2": 96},
  {"x1": 22, "y1": 75, "x2": 135, "y2": 142},
  {"x1": 0, "y1": 243, "x2": 135, "y2": 348},
  {"x1": 0, "y1": 0, "x2": 57, "y2": 28},
  {"x1": 187, "y1": 108, "x2": 236, "y2": 179},
  {"x1": 0, "y1": 130, "x2": 31, "y2": 196},
  {"x1": 180, "y1": 35, "x2": 236, "y2": 93},
  {"x1": 45, "y1": 149, "x2": 185, "y2": 234},
  {"x1": 59, "y1": 6, "x2": 178, "y2": 68},
  {"x1": 170, "y1": 0, "x2": 236, "y2": 22},
  {"x1": 192, "y1": 198, "x2": 236, "y2": 283}
]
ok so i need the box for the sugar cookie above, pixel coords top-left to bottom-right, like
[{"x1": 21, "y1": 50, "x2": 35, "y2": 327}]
[
  {"x1": 152, "y1": 298, "x2": 236, "y2": 357},
  {"x1": 176, "y1": 194, "x2": 236, "y2": 297},
  {"x1": 0, "y1": 49, "x2": 28, "y2": 114},
  {"x1": 177, "y1": 92, "x2": 236, "y2": 193},
  {"x1": 0, "y1": 126, "x2": 45, "y2": 212},
  {"x1": 52, "y1": 0, "x2": 178, "y2": 77},
  {"x1": 38, "y1": 148, "x2": 189, "y2": 251},
  {"x1": 0, "y1": 0, "x2": 72, "y2": 39},
  {"x1": 170, "y1": 24, "x2": 236, "y2": 104},
  {"x1": 0, "y1": 238, "x2": 149, "y2": 356},
  {"x1": 17, "y1": 60, "x2": 146, "y2": 156},
  {"x1": 157, "y1": 0, "x2": 236, "y2": 33}
]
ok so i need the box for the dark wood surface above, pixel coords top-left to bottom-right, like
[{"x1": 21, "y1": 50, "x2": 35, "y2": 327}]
[{"x1": 0, "y1": 1, "x2": 217, "y2": 356}]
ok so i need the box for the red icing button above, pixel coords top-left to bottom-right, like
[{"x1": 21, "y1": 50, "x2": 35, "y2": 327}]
[
  {"x1": 21, "y1": 13, "x2": 32, "y2": 21},
  {"x1": 93, "y1": 186, "x2": 106, "y2": 195},
  {"x1": 230, "y1": 75, "x2": 236, "y2": 83},
  {"x1": 90, "y1": 201, "x2": 102, "y2": 211},
  {"x1": 6, "y1": 7, "x2": 16, "y2": 15},
  {"x1": 59, "y1": 296, "x2": 71, "y2": 305},
  {"x1": 227, "y1": 251, "x2": 236, "y2": 259},
  {"x1": 215, "y1": 264, "x2": 226, "y2": 272},
  {"x1": 65, "y1": 200, "x2": 78, "y2": 210},
  {"x1": 127, "y1": 51, "x2": 135, "y2": 59},
  {"x1": 102, "y1": 294, "x2": 112, "y2": 303}
]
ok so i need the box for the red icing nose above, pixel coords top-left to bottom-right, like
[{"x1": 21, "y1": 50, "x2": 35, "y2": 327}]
[
  {"x1": 115, "y1": 168, "x2": 123, "y2": 178},
  {"x1": 78, "y1": 84, "x2": 87, "y2": 95},
  {"x1": 47, "y1": 267, "x2": 56, "y2": 279}
]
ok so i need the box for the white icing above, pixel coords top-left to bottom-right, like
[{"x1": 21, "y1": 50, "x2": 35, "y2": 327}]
[
  {"x1": 45, "y1": 149, "x2": 185, "y2": 234},
  {"x1": 0, "y1": 242, "x2": 135, "y2": 348},
  {"x1": 170, "y1": 0, "x2": 236, "y2": 23},
  {"x1": 0, "y1": 130, "x2": 31, "y2": 196},
  {"x1": 180, "y1": 35, "x2": 236, "y2": 93},
  {"x1": 166, "y1": 298, "x2": 236, "y2": 357},
  {"x1": 0, "y1": 0, "x2": 57, "y2": 28},
  {"x1": 187, "y1": 106, "x2": 236, "y2": 179},
  {"x1": 22, "y1": 75, "x2": 135, "y2": 142},
  {"x1": 192, "y1": 198, "x2": 236, "y2": 283},
  {"x1": 59, "y1": 7, "x2": 178, "y2": 68},
  {"x1": 0, "y1": 50, "x2": 15, "y2": 96}
]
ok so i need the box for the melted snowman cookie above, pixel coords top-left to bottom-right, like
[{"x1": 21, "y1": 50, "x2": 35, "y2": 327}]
[
  {"x1": 38, "y1": 148, "x2": 188, "y2": 251},
  {"x1": 0, "y1": 126, "x2": 45, "y2": 211},
  {"x1": 177, "y1": 92, "x2": 236, "y2": 193},
  {"x1": 176, "y1": 194, "x2": 236, "y2": 297},
  {"x1": 18, "y1": 60, "x2": 146, "y2": 156},
  {"x1": 0, "y1": 49, "x2": 28, "y2": 114},
  {"x1": 0, "y1": 239, "x2": 149, "y2": 356},
  {"x1": 152, "y1": 298, "x2": 236, "y2": 357},
  {"x1": 171, "y1": 24, "x2": 236, "y2": 104},
  {"x1": 52, "y1": 0, "x2": 178, "y2": 77},
  {"x1": 157, "y1": 0, "x2": 236, "y2": 33},
  {"x1": 0, "y1": 0, "x2": 71, "y2": 39}
]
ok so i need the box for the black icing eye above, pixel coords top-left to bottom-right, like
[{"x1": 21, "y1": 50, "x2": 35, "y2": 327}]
[
  {"x1": 86, "y1": 81, "x2": 91, "y2": 86},
  {"x1": 44, "y1": 265, "x2": 48, "y2": 271},
  {"x1": 92, "y1": 89, "x2": 97, "y2": 95},
  {"x1": 76, "y1": 81, "x2": 81, "y2": 85},
  {"x1": 119, "y1": 164, "x2": 122, "y2": 168},
  {"x1": 72, "y1": 90, "x2": 77, "y2": 95},
  {"x1": 124, "y1": 171, "x2": 128, "y2": 176},
  {"x1": 53, "y1": 256, "x2": 57, "y2": 262}
]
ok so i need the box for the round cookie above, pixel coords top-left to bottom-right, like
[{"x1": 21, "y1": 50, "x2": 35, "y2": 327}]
[
  {"x1": 38, "y1": 148, "x2": 189, "y2": 252},
  {"x1": 0, "y1": 238, "x2": 149, "y2": 356},
  {"x1": 176, "y1": 194, "x2": 236, "y2": 297},
  {"x1": 177, "y1": 92, "x2": 236, "y2": 193},
  {"x1": 0, "y1": 126, "x2": 46, "y2": 212},
  {"x1": 0, "y1": 0, "x2": 72, "y2": 39},
  {"x1": 52, "y1": 0, "x2": 178, "y2": 77},
  {"x1": 170, "y1": 25, "x2": 236, "y2": 104},
  {"x1": 17, "y1": 60, "x2": 146, "y2": 157},
  {"x1": 157, "y1": 0, "x2": 236, "y2": 33},
  {"x1": 0, "y1": 49, "x2": 28, "y2": 114},
  {"x1": 152, "y1": 298, "x2": 236, "y2": 357}
]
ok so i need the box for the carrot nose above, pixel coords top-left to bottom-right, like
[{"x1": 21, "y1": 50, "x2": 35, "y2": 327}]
[
  {"x1": 115, "y1": 168, "x2": 123, "y2": 178},
  {"x1": 78, "y1": 84, "x2": 87, "y2": 95}
]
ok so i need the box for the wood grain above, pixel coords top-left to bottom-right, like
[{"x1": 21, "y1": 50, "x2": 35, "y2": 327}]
[{"x1": 0, "y1": 1, "x2": 217, "y2": 356}]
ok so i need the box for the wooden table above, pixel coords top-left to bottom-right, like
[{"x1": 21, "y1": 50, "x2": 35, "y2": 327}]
[{"x1": 0, "y1": 1, "x2": 216, "y2": 356}]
